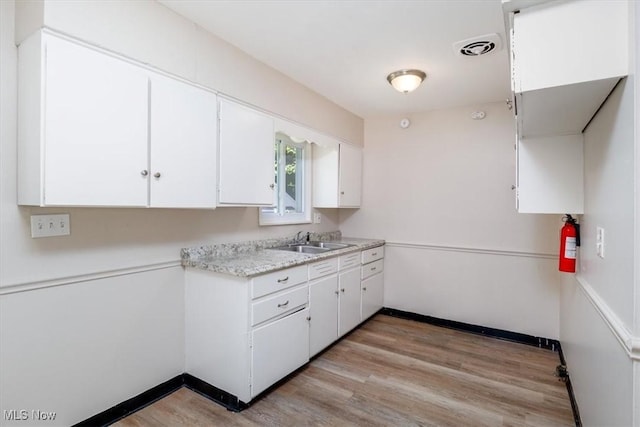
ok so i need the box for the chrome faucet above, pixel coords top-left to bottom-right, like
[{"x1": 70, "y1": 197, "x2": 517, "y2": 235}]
[{"x1": 294, "y1": 231, "x2": 311, "y2": 243}]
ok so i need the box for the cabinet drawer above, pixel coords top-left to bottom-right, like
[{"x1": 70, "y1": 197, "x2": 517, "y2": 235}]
[
  {"x1": 361, "y1": 259, "x2": 384, "y2": 280},
  {"x1": 362, "y1": 246, "x2": 384, "y2": 264},
  {"x1": 339, "y1": 252, "x2": 361, "y2": 271},
  {"x1": 252, "y1": 265, "x2": 307, "y2": 299},
  {"x1": 308, "y1": 258, "x2": 339, "y2": 280},
  {"x1": 252, "y1": 285, "x2": 308, "y2": 326}
]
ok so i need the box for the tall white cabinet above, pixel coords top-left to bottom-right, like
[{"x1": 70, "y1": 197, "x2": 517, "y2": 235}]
[
  {"x1": 17, "y1": 30, "x2": 218, "y2": 208},
  {"x1": 508, "y1": 0, "x2": 628, "y2": 214}
]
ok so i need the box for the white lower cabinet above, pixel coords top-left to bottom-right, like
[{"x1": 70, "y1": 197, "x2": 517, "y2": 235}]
[
  {"x1": 309, "y1": 275, "x2": 339, "y2": 357},
  {"x1": 361, "y1": 246, "x2": 385, "y2": 320},
  {"x1": 185, "y1": 266, "x2": 309, "y2": 404},
  {"x1": 251, "y1": 307, "x2": 310, "y2": 397},
  {"x1": 338, "y1": 267, "x2": 362, "y2": 337},
  {"x1": 185, "y1": 245, "x2": 385, "y2": 406},
  {"x1": 361, "y1": 272, "x2": 384, "y2": 320}
]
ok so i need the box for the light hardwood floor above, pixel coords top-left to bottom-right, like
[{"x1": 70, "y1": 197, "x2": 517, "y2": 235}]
[{"x1": 114, "y1": 314, "x2": 575, "y2": 426}]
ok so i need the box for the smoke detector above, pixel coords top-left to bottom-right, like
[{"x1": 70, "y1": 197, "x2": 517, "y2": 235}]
[{"x1": 453, "y1": 33, "x2": 502, "y2": 57}]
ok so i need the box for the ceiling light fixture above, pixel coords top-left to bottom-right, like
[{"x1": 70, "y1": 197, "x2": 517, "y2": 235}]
[{"x1": 386, "y1": 69, "x2": 427, "y2": 93}]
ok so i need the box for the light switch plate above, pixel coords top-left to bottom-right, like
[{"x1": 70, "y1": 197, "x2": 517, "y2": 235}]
[
  {"x1": 313, "y1": 212, "x2": 322, "y2": 224},
  {"x1": 31, "y1": 214, "x2": 71, "y2": 238},
  {"x1": 596, "y1": 226, "x2": 605, "y2": 258}
]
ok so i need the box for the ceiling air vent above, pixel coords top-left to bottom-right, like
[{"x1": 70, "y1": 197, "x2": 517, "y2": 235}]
[{"x1": 453, "y1": 33, "x2": 502, "y2": 57}]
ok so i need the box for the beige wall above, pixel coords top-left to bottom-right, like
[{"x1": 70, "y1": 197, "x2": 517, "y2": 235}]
[{"x1": 340, "y1": 102, "x2": 565, "y2": 338}]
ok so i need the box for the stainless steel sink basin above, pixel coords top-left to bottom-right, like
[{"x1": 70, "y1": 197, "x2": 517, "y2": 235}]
[
  {"x1": 269, "y1": 245, "x2": 331, "y2": 254},
  {"x1": 269, "y1": 241, "x2": 354, "y2": 254},
  {"x1": 306, "y1": 241, "x2": 353, "y2": 250}
]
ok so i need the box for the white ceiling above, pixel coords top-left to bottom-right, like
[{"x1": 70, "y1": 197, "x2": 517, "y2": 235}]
[{"x1": 159, "y1": 0, "x2": 511, "y2": 118}]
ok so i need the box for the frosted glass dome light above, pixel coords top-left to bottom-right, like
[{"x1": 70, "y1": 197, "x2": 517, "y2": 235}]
[{"x1": 387, "y1": 69, "x2": 427, "y2": 93}]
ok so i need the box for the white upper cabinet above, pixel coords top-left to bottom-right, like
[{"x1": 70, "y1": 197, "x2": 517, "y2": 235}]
[
  {"x1": 313, "y1": 142, "x2": 362, "y2": 208},
  {"x1": 512, "y1": 0, "x2": 628, "y2": 138},
  {"x1": 218, "y1": 99, "x2": 275, "y2": 206},
  {"x1": 507, "y1": 0, "x2": 628, "y2": 214},
  {"x1": 149, "y1": 74, "x2": 217, "y2": 208},
  {"x1": 517, "y1": 134, "x2": 584, "y2": 214},
  {"x1": 18, "y1": 31, "x2": 218, "y2": 208},
  {"x1": 19, "y1": 32, "x2": 149, "y2": 206}
]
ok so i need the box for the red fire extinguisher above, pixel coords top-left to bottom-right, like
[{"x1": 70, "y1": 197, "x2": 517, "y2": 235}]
[{"x1": 559, "y1": 214, "x2": 580, "y2": 273}]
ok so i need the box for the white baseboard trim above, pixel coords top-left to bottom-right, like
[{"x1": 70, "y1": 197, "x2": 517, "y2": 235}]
[
  {"x1": 385, "y1": 241, "x2": 556, "y2": 259},
  {"x1": 0, "y1": 260, "x2": 183, "y2": 296},
  {"x1": 575, "y1": 275, "x2": 640, "y2": 361}
]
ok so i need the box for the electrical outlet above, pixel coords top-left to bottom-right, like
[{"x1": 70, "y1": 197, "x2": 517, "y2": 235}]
[
  {"x1": 31, "y1": 214, "x2": 71, "y2": 238},
  {"x1": 596, "y1": 226, "x2": 605, "y2": 258},
  {"x1": 313, "y1": 212, "x2": 322, "y2": 224}
]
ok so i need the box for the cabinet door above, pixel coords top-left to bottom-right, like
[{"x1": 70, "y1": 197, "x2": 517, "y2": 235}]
[
  {"x1": 361, "y1": 272, "x2": 384, "y2": 321},
  {"x1": 309, "y1": 275, "x2": 339, "y2": 357},
  {"x1": 338, "y1": 144, "x2": 362, "y2": 207},
  {"x1": 517, "y1": 134, "x2": 583, "y2": 214},
  {"x1": 312, "y1": 144, "x2": 340, "y2": 207},
  {"x1": 338, "y1": 267, "x2": 361, "y2": 337},
  {"x1": 150, "y1": 75, "x2": 217, "y2": 208},
  {"x1": 44, "y1": 36, "x2": 148, "y2": 206},
  {"x1": 251, "y1": 308, "x2": 309, "y2": 398},
  {"x1": 513, "y1": 0, "x2": 627, "y2": 93},
  {"x1": 218, "y1": 100, "x2": 274, "y2": 205}
]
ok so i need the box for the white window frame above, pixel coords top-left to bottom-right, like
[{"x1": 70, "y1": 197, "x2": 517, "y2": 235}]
[{"x1": 259, "y1": 134, "x2": 312, "y2": 226}]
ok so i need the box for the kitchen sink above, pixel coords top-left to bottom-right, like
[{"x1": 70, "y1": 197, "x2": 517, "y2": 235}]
[
  {"x1": 306, "y1": 241, "x2": 353, "y2": 250},
  {"x1": 269, "y1": 241, "x2": 355, "y2": 254},
  {"x1": 269, "y1": 245, "x2": 330, "y2": 254}
]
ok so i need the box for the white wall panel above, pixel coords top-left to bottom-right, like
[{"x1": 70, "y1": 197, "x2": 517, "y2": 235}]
[
  {"x1": 560, "y1": 277, "x2": 634, "y2": 427},
  {"x1": 0, "y1": 267, "x2": 185, "y2": 426},
  {"x1": 384, "y1": 245, "x2": 560, "y2": 338},
  {"x1": 581, "y1": 77, "x2": 635, "y2": 330}
]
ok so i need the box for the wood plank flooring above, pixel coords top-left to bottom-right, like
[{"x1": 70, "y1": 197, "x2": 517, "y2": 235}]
[{"x1": 114, "y1": 314, "x2": 575, "y2": 426}]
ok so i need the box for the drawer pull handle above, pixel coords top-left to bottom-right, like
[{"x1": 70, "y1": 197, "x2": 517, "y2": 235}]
[
  {"x1": 277, "y1": 277, "x2": 289, "y2": 283},
  {"x1": 371, "y1": 252, "x2": 377, "y2": 256},
  {"x1": 371, "y1": 267, "x2": 377, "y2": 271},
  {"x1": 277, "y1": 300, "x2": 289, "y2": 308}
]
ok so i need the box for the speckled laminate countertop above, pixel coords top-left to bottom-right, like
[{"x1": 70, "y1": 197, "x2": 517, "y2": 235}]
[{"x1": 181, "y1": 232, "x2": 384, "y2": 278}]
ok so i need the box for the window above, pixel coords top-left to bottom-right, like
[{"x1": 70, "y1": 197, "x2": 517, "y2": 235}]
[{"x1": 259, "y1": 132, "x2": 311, "y2": 225}]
